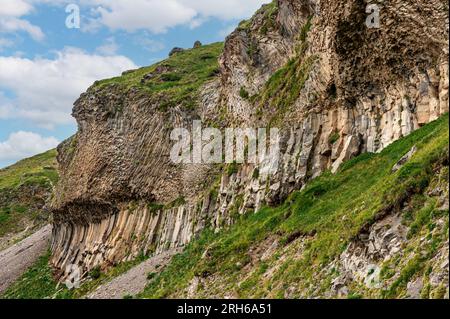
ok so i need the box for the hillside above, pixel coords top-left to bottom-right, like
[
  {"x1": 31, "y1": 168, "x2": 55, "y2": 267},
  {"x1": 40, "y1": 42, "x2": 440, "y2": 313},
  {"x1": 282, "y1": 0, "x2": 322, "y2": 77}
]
[
  {"x1": 2, "y1": 114, "x2": 448, "y2": 299},
  {"x1": 48, "y1": 0, "x2": 449, "y2": 284},
  {"x1": 0, "y1": 150, "x2": 57, "y2": 249},
  {"x1": 0, "y1": 0, "x2": 448, "y2": 300},
  {"x1": 138, "y1": 114, "x2": 449, "y2": 299}
]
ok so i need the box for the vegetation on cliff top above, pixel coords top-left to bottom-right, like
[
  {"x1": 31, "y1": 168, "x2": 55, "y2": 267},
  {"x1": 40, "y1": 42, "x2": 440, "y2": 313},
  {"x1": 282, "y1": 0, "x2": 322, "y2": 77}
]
[
  {"x1": 92, "y1": 42, "x2": 224, "y2": 111},
  {"x1": 138, "y1": 114, "x2": 448, "y2": 299}
]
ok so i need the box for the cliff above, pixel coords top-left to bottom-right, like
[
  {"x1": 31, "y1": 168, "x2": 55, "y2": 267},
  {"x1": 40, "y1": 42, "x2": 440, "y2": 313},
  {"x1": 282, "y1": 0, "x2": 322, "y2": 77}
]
[
  {"x1": 49, "y1": 0, "x2": 449, "y2": 297},
  {"x1": 138, "y1": 114, "x2": 448, "y2": 299}
]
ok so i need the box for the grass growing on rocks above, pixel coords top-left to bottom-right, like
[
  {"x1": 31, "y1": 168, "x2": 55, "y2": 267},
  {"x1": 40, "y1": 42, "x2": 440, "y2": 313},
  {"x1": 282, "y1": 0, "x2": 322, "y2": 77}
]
[
  {"x1": 92, "y1": 42, "x2": 223, "y2": 111},
  {"x1": 139, "y1": 114, "x2": 448, "y2": 299}
]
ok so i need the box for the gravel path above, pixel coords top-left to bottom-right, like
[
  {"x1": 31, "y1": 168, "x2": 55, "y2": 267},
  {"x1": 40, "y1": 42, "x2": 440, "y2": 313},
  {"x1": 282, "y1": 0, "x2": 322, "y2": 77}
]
[
  {"x1": 87, "y1": 248, "x2": 182, "y2": 299},
  {"x1": 0, "y1": 225, "x2": 51, "y2": 294}
]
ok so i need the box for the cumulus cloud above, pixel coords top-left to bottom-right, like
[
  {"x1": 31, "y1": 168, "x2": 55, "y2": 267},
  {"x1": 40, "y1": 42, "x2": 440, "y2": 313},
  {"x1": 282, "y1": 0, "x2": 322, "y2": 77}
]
[
  {"x1": 0, "y1": 48, "x2": 137, "y2": 128},
  {"x1": 1, "y1": 0, "x2": 271, "y2": 40},
  {"x1": 81, "y1": 0, "x2": 270, "y2": 33},
  {"x1": 0, "y1": 131, "x2": 59, "y2": 162},
  {"x1": 0, "y1": 0, "x2": 45, "y2": 41},
  {"x1": 178, "y1": 0, "x2": 272, "y2": 21},
  {"x1": 0, "y1": 0, "x2": 33, "y2": 17},
  {"x1": 90, "y1": 0, "x2": 196, "y2": 33},
  {"x1": 0, "y1": 18, "x2": 45, "y2": 41}
]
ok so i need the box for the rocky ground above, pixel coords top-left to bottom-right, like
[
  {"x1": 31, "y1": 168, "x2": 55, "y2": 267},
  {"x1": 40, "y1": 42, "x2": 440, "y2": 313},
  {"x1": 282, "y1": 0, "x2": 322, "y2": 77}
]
[
  {"x1": 87, "y1": 248, "x2": 181, "y2": 299},
  {"x1": 0, "y1": 225, "x2": 51, "y2": 294}
]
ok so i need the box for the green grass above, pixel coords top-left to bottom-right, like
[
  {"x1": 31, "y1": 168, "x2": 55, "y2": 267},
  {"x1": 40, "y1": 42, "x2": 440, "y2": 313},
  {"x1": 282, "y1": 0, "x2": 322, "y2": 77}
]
[
  {"x1": 237, "y1": 1, "x2": 278, "y2": 33},
  {"x1": 139, "y1": 114, "x2": 449, "y2": 299},
  {"x1": 3, "y1": 115, "x2": 447, "y2": 300},
  {"x1": 328, "y1": 132, "x2": 340, "y2": 145},
  {"x1": 0, "y1": 149, "x2": 58, "y2": 190},
  {"x1": 1, "y1": 252, "x2": 72, "y2": 299},
  {"x1": 256, "y1": 17, "x2": 316, "y2": 123},
  {"x1": 92, "y1": 42, "x2": 224, "y2": 112},
  {"x1": 1, "y1": 251, "x2": 150, "y2": 299},
  {"x1": 260, "y1": 1, "x2": 279, "y2": 35},
  {"x1": 0, "y1": 150, "x2": 58, "y2": 238}
]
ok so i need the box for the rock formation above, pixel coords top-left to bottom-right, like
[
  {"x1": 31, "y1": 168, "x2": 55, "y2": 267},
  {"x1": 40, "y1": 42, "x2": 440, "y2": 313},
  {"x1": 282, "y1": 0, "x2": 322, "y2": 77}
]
[{"x1": 50, "y1": 0, "x2": 449, "y2": 284}]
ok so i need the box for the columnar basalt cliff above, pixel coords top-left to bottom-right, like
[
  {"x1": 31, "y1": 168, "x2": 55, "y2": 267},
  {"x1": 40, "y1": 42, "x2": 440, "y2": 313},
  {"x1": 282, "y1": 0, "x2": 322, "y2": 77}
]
[{"x1": 50, "y1": 0, "x2": 449, "y2": 283}]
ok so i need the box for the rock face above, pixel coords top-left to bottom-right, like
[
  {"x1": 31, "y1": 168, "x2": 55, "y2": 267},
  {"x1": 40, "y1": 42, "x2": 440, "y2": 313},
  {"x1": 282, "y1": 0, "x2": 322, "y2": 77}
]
[
  {"x1": 330, "y1": 162, "x2": 449, "y2": 299},
  {"x1": 50, "y1": 0, "x2": 449, "y2": 281}
]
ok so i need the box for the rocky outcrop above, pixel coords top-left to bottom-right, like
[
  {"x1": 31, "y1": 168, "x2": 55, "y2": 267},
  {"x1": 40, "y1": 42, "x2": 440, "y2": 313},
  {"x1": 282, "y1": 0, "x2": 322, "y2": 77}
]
[
  {"x1": 330, "y1": 161, "x2": 449, "y2": 299},
  {"x1": 50, "y1": 0, "x2": 449, "y2": 281}
]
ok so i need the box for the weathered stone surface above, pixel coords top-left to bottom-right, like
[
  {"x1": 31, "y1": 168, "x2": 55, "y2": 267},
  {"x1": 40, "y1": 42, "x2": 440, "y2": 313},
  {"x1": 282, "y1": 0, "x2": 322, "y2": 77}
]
[
  {"x1": 50, "y1": 0, "x2": 449, "y2": 280},
  {"x1": 392, "y1": 145, "x2": 417, "y2": 173}
]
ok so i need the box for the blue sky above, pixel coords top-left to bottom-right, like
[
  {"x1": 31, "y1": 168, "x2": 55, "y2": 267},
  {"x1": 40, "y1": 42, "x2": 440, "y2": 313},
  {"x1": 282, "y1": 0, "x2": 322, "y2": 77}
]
[{"x1": 0, "y1": 0, "x2": 269, "y2": 168}]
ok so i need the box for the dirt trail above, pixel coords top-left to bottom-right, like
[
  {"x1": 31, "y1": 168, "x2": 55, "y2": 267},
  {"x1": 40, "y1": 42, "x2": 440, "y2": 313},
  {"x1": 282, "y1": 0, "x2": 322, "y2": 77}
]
[
  {"x1": 0, "y1": 225, "x2": 51, "y2": 294},
  {"x1": 87, "y1": 248, "x2": 182, "y2": 299}
]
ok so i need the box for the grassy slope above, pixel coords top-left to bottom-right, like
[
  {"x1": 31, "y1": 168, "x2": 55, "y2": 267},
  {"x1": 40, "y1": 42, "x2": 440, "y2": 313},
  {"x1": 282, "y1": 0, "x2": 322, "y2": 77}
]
[
  {"x1": 0, "y1": 150, "x2": 57, "y2": 189},
  {"x1": 0, "y1": 44, "x2": 223, "y2": 299},
  {"x1": 138, "y1": 114, "x2": 449, "y2": 299},
  {"x1": 0, "y1": 150, "x2": 58, "y2": 238},
  {"x1": 93, "y1": 42, "x2": 223, "y2": 111},
  {"x1": 1, "y1": 251, "x2": 148, "y2": 299}
]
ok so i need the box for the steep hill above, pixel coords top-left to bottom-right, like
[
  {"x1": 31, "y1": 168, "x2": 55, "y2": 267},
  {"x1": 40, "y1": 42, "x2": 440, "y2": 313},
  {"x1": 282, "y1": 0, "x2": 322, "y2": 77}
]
[
  {"x1": 138, "y1": 114, "x2": 449, "y2": 299},
  {"x1": 49, "y1": 0, "x2": 448, "y2": 285},
  {"x1": 1, "y1": 0, "x2": 447, "y2": 300},
  {"x1": 2, "y1": 115, "x2": 448, "y2": 299},
  {"x1": 0, "y1": 150, "x2": 57, "y2": 249}
]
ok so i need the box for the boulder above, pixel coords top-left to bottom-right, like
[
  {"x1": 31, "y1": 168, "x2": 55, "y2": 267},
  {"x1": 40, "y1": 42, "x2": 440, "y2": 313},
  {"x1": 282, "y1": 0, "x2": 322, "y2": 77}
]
[{"x1": 169, "y1": 47, "x2": 184, "y2": 56}]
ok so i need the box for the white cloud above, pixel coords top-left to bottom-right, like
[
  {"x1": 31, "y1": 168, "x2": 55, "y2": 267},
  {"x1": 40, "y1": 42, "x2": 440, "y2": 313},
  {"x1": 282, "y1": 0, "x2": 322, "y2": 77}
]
[
  {"x1": 0, "y1": 0, "x2": 46, "y2": 41},
  {"x1": 0, "y1": 17, "x2": 45, "y2": 41},
  {"x1": 0, "y1": 47, "x2": 137, "y2": 128},
  {"x1": 91, "y1": 0, "x2": 197, "y2": 33},
  {"x1": 178, "y1": 0, "x2": 272, "y2": 21},
  {"x1": 80, "y1": 0, "x2": 270, "y2": 33},
  {"x1": 1, "y1": 0, "x2": 271, "y2": 41},
  {"x1": 0, "y1": 131, "x2": 59, "y2": 162},
  {"x1": 0, "y1": 0, "x2": 33, "y2": 17}
]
